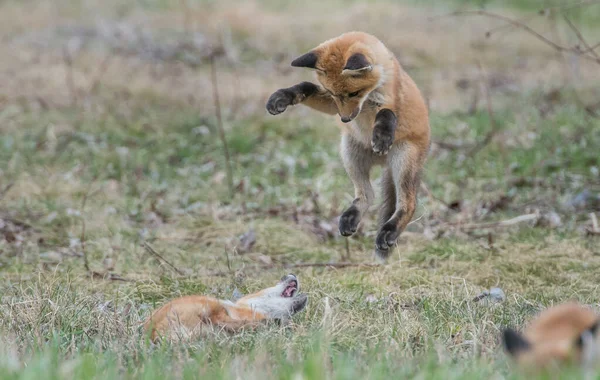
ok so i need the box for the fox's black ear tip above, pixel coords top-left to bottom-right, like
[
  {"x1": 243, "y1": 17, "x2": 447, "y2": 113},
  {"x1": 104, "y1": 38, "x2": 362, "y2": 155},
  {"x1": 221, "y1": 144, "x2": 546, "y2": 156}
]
[
  {"x1": 291, "y1": 52, "x2": 318, "y2": 68},
  {"x1": 503, "y1": 328, "x2": 531, "y2": 356}
]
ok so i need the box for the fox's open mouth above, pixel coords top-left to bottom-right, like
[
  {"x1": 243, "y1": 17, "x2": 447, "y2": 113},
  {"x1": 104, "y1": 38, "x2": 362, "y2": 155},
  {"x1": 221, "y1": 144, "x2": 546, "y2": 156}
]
[{"x1": 282, "y1": 280, "x2": 298, "y2": 297}]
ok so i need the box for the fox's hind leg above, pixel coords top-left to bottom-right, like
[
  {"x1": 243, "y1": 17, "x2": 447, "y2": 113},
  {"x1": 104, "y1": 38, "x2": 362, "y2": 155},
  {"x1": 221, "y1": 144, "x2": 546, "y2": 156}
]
[
  {"x1": 378, "y1": 168, "x2": 396, "y2": 233},
  {"x1": 338, "y1": 134, "x2": 376, "y2": 237},
  {"x1": 375, "y1": 142, "x2": 424, "y2": 259}
]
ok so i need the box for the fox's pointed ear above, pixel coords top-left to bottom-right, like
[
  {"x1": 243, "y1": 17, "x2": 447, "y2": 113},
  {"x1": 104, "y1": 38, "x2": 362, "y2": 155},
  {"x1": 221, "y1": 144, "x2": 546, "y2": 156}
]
[
  {"x1": 342, "y1": 53, "x2": 372, "y2": 75},
  {"x1": 576, "y1": 321, "x2": 599, "y2": 348},
  {"x1": 291, "y1": 52, "x2": 318, "y2": 69},
  {"x1": 503, "y1": 328, "x2": 531, "y2": 357}
]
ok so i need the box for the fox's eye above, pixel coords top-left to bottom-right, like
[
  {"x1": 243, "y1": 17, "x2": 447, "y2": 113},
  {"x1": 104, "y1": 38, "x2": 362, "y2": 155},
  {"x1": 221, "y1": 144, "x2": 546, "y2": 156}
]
[{"x1": 348, "y1": 91, "x2": 361, "y2": 98}]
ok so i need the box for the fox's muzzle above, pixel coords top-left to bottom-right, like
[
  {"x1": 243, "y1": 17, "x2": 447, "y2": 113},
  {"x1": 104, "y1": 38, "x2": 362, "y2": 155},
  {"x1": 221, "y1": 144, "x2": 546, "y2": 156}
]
[{"x1": 340, "y1": 108, "x2": 360, "y2": 123}]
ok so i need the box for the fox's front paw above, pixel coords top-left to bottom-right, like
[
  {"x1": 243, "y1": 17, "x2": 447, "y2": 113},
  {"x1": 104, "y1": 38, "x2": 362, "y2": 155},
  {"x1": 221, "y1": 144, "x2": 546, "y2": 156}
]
[
  {"x1": 371, "y1": 109, "x2": 397, "y2": 155},
  {"x1": 371, "y1": 127, "x2": 394, "y2": 155},
  {"x1": 266, "y1": 89, "x2": 295, "y2": 115}
]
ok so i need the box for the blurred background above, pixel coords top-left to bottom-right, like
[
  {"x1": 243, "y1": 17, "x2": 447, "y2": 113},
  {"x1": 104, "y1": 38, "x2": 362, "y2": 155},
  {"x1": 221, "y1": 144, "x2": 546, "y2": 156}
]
[{"x1": 1, "y1": 0, "x2": 597, "y2": 265}]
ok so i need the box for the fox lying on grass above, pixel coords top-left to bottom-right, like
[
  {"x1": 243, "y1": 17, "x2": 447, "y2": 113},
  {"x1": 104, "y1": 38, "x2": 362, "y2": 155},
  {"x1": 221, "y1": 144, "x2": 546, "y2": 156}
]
[
  {"x1": 143, "y1": 274, "x2": 308, "y2": 342},
  {"x1": 267, "y1": 32, "x2": 430, "y2": 260},
  {"x1": 503, "y1": 302, "x2": 599, "y2": 370}
]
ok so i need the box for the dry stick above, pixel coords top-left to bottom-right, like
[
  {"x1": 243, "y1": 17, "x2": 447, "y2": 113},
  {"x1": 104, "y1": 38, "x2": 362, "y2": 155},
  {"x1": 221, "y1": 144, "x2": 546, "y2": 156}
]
[
  {"x1": 468, "y1": 62, "x2": 498, "y2": 158},
  {"x1": 283, "y1": 262, "x2": 380, "y2": 269},
  {"x1": 62, "y1": 45, "x2": 78, "y2": 106},
  {"x1": 224, "y1": 246, "x2": 232, "y2": 272},
  {"x1": 563, "y1": 15, "x2": 600, "y2": 60},
  {"x1": 143, "y1": 242, "x2": 185, "y2": 276},
  {"x1": 210, "y1": 55, "x2": 234, "y2": 197},
  {"x1": 446, "y1": 213, "x2": 538, "y2": 231},
  {"x1": 450, "y1": 10, "x2": 600, "y2": 65},
  {"x1": 80, "y1": 176, "x2": 98, "y2": 273},
  {"x1": 581, "y1": 41, "x2": 600, "y2": 54}
]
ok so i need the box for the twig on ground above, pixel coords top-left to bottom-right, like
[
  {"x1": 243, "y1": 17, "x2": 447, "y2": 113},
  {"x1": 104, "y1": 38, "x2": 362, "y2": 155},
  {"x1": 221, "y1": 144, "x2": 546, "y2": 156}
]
[
  {"x1": 210, "y1": 54, "x2": 234, "y2": 198},
  {"x1": 90, "y1": 271, "x2": 134, "y2": 282},
  {"x1": 282, "y1": 262, "x2": 380, "y2": 269},
  {"x1": 445, "y1": 213, "x2": 538, "y2": 231},
  {"x1": 143, "y1": 242, "x2": 185, "y2": 276}
]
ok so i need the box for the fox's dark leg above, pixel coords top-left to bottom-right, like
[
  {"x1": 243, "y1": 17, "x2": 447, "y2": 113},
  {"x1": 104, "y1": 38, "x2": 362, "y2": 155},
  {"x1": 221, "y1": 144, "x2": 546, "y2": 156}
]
[
  {"x1": 266, "y1": 82, "x2": 337, "y2": 115},
  {"x1": 375, "y1": 142, "x2": 423, "y2": 259},
  {"x1": 378, "y1": 168, "x2": 396, "y2": 230},
  {"x1": 338, "y1": 134, "x2": 376, "y2": 236}
]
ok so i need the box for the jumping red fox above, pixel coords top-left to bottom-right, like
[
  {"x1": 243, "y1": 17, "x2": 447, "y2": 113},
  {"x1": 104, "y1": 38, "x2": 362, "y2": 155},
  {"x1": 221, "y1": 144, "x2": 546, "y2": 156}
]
[
  {"x1": 503, "y1": 302, "x2": 599, "y2": 370},
  {"x1": 143, "y1": 274, "x2": 308, "y2": 342},
  {"x1": 266, "y1": 32, "x2": 430, "y2": 259}
]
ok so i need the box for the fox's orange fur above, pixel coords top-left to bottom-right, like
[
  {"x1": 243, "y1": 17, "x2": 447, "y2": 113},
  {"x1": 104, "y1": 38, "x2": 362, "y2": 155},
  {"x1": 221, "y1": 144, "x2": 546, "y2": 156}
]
[
  {"x1": 143, "y1": 274, "x2": 307, "y2": 342},
  {"x1": 267, "y1": 32, "x2": 430, "y2": 259},
  {"x1": 503, "y1": 302, "x2": 599, "y2": 370}
]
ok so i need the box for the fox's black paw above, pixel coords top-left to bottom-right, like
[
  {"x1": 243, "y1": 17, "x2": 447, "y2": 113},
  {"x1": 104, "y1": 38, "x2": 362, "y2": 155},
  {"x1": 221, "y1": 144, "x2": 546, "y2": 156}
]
[
  {"x1": 339, "y1": 206, "x2": 361, "y2": 237},
  {"x1": 375, "y1": 222, "x2": 399, "y2": 258},
  {"x1": 371, "y1": 125, "x2": 394, "y2": 155},
  {"x1": 266, "y1": 89, "x2": 295, "y2": 115},
  {"x1": 372, "y1": 109, "x2": 397, "y2": 155}
]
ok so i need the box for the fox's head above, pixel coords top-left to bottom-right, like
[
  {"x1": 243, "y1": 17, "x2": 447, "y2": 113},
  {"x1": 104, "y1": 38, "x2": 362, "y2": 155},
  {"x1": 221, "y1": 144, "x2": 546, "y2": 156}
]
[
  {"x1": 503, "y1": 303, "x2": 599, "y2": 370},
  {"x1": 236, "y1": 274, "x2": 308, "y2": 321},
  {"x1": 291, "y1": 32, "x2": 388, "y2": 123}
]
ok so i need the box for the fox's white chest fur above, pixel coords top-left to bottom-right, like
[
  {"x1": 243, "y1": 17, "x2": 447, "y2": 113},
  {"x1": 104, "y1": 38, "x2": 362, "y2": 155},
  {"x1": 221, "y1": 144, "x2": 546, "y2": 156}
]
[{"x1": 343, "y1": 91, "x2": 386, "y2": 148}]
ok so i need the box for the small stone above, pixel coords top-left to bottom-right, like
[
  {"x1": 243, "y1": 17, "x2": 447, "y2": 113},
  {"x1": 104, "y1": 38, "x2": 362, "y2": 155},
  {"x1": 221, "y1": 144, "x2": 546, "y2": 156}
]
[{"x1": 232, "y1": 288, "x2": 243, "y2": 302}]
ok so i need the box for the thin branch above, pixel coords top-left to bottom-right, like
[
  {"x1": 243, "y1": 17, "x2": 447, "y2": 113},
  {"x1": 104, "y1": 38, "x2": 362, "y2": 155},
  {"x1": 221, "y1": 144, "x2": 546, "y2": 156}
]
[
  {"x1": 450, "y1": 10, "x2": 600, "y2": 65},
  {"x1": 62, "y1": 47, "x2": 77, "y2": 106},
  {"x1": 210, "y1": 54, "x2": 234, "y2": 197},
  {"x1": 581, "y1": 41, "x2": 600, "y2": 54},
  {"x1": 143, "y1": 242, "x2": 185, "y2": 276},
  {"x1": 90, "y1": 271, "x2": 135, "y2": 282},
  {"x1": 563, "y1": 15, "x2": 600, "y2": 60}
]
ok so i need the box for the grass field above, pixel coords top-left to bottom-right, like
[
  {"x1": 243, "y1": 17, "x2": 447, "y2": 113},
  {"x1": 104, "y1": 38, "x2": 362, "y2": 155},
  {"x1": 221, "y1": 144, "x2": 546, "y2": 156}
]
[{"x1": 0, "y1": 0, "x2": 599, "y2": 378}]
